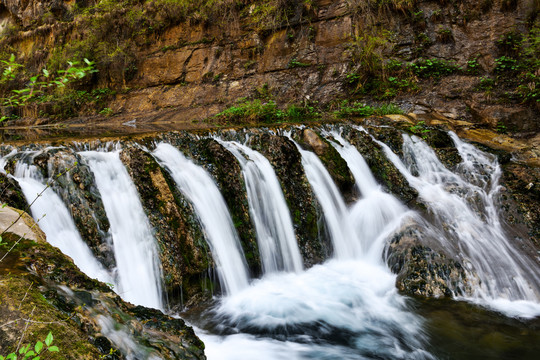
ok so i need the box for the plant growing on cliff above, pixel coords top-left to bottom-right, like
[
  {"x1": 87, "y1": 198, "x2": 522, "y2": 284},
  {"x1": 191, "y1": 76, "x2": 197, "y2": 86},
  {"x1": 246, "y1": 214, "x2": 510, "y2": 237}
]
[
  {"x1": 0, "y1": 56, "x2": 97, "y2": 108},
  {"x1": 335, "y1": 101, "x2": 404, "y2": 118},
  {"x1": 0, "y1": 332, "x2": 59, "y2": 360},
  {"x1": 214, "y1": 98, "x2": 320, "y2": 125}
]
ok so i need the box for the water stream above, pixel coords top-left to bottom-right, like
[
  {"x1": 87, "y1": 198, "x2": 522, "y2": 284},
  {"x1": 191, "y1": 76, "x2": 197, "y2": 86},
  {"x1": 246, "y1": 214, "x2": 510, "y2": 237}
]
[
  {"x1": 373, "y1": 131, "x2": 540, "y2": 318},
  {"x1": 152, "y1": 142, "x2": 250, "y2": 295},
  {"x1": 80, "y1": 150, "x2": 164, "y2": 310},
  {"x1": 2, "y1": 127, "x2": 539, "y2": 359},
  {"x1": 217, "y1": 139, "x2": 303, "y2": 274}
]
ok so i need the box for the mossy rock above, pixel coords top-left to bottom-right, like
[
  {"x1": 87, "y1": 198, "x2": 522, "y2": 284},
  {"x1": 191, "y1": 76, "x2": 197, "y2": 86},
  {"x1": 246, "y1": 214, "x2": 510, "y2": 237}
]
[
  {"x1": 0, "y1": 219, "x2": 205, "y2": 359},
  {"x1": 119, "y1": 146, "x2": 212, "y2": 306},
  {"x1": 0, "y1": 172, "x2": 26, "y2": 210}
]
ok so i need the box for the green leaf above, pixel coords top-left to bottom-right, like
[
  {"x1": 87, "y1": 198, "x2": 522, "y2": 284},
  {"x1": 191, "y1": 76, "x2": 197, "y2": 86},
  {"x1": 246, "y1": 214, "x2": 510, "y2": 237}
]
[
  {"x1": 9, "y1": 54, "x2": 15, "y2": 63},
  {"x1": 22, "y1": 350, "x2": 35, "y2": 359},
  {"x1": 47, "y1": 346, "x2": 58, "y2": 353},
  {"x1": 6, "y1": 353, "x2": 16, "y2": 360},
  {"x1": 34, "y1": 341, "x2": 43, "y2": 354},
  {"x1": 32, "y1": 357, "x2": 40, "y2": 360},
  {"x1": 42, "y1": 69, "x2": 49, "y2": 77},
  {"x1": 44, "y1": 332, "x2": 53, "y2": 347}
]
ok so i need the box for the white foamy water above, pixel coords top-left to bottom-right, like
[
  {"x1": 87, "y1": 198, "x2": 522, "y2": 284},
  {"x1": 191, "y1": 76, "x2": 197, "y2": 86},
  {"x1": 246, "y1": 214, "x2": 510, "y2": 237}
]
[
  {"x1": 152, "y1": 143, "x2": 249, "y2": 295},
  {"x1": 204, "y1": 260, "x2": 433, "y2": 360},
  {"x1": 197, "y1": 133, "x2": 431, "y2": 359},
  {"x1": 80, "y1": 150, "x2": 163, "y2": 309},
  {"x1": 217, "y1": 139, "x2": 303, "y2": 274},
  {"x1": 322, "y1": 130, "x2": 409, "y2": 259},
  {"x1": 374, "y1": 131, "x2": 540, "y2": 318},
  {"x1": 12, "y1": 161, "x2": 113, "y2": 285}
]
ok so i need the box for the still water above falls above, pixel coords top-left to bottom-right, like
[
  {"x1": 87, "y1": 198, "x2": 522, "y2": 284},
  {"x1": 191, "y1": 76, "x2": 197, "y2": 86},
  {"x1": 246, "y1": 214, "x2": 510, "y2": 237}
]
[{"x1": 1, "y1": 125, "x2": 539, "y2": 359}]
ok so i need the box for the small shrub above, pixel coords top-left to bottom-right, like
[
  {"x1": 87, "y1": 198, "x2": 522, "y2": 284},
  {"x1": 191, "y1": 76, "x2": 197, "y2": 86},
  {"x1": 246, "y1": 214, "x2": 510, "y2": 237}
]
[
  {"x1": 335, "y1": 101, "x2": 404, "y2": 118},
  {"x1": 436, "y1": 27, "x2": 453, "y2": 44},
  {"x1": 288, "y1": 58, "x2": 311, "y2": 68},
  {"x1": 410, "y1": 58, "x2": 458, "y2": 79}
]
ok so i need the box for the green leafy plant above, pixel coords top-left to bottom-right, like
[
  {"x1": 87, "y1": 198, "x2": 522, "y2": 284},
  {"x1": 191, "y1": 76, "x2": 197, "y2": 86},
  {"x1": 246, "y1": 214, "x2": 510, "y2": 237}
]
[
  {"x1": 408, "y1": 120, "x2": 430, "y2": 138},
  {"x1": 410, "y1": 58, "x2": 458, "y2": 79},
  {"x1": 288, "y1": 58, "x2": 311, "y2": 68},
  {"x1": 0, "y1": 56, "x2": 97, "y2": 108},
  {"x1": 335, "y1": 101, "x2": 404, "y2": 118},
  {"x1": 0, "y1": 331, "x2": 59, "y2": 360},
  {"x1": 494, "y1": 55, "x2": 519, "y2": 73}
]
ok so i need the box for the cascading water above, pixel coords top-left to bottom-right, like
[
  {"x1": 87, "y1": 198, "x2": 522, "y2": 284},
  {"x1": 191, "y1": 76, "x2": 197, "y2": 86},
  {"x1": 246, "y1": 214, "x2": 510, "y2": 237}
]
[
  {"x1": 197, "y1": 134, "x2": 433, "y2": 360},
  {"x1": 8, "y1": 157, "x2": 113, "y2": 285},
  {"x1": 217, "y1": 139, "x2": 303, "y2": 274},
  {"x1": 323, "y1": 129, "x2": 409, "y2": 259},
  {"x1": 287, "y1": 137, "x2": 358, "y2": 259},
  {"x1": 152, "y1": 142, "x2": 249, "y2": 295},
  {"x1": 374, "y1": 131, "x2": 540, "y2": 318},
  {"x1": 80, "y1": 150, "x2": 163, "y2": 310}
]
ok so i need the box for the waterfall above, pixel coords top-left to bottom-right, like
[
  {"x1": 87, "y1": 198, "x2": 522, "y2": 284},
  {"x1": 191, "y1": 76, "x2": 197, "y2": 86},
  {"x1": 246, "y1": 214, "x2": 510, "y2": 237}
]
[
  {"x1": 289, "y1": 139, "x2": 358, "y2": 259},
  {"x1": 80, "y1": 150, "x2": 163, "y2": 310},
  {"x1": 375, "y1": 131, "x2": 540, "y2": 317},
  {"x1": 322, "y1": 130, "x2": 409, "y2": 259},
  {"x1": 217, "y1": 139, "x2": 303, "y2": 274},
  {"x1": 201, "y1": 133, "x2": 433, "y2": 360},
  {"x1": 152, "y1": 143, "x2": 249, "y2": 295},
  {"x1": 10, "y1": 159, "x2": 113, "y2": 285}
]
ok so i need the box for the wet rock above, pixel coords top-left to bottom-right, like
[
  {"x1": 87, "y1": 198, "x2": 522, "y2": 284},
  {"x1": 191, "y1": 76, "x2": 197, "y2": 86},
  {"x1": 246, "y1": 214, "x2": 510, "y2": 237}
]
[
  {"x1": 386, "y1": 221, "x2": 471, "y2": 298},
  {"x1": 120, "y1": 147, "x2": 212, "y2": 306},
  {"x1": 48, "y1": 151, "x2": 115, "y2": 269},
  {"x1": 0, "y1": 172, "x2": 26, "y2": 210},
  {"x1": 500, "y1": 163, "x2": 540, "y2": 251},
  {"x1": 249, "y1": 133, "x2": 330, "y2": 267},
  {"x1": 0, "y1": 220, "x2": 206, "y2": 359},
  {"x1": 297, "y1": 128, "x2": 356, "y2": 202}
]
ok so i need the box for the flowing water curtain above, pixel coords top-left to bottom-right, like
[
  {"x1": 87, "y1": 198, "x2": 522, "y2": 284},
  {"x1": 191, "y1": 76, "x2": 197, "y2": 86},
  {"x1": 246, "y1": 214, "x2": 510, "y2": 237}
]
[
  {"x1": 215, "y1": 138, "x2": 304, "y2": 274},
  {"x1": 152, "y1": 142, "x2": 250, "y2": 296},
  {"x1": 372, "y1": 130, "x2": 540, "y2": 317},
  {"x1": 321, "y1": 128, "x2": 409, "y2": 259},
  {"x1": 80, "y1": 150, "x2": 164, "y2": 310}
]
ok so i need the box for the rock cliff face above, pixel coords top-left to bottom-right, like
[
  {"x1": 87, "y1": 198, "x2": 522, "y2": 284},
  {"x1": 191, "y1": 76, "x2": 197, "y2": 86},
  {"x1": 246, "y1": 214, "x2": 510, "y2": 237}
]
[{"x1": 0, "y1": 0, "x2": 538, "y2": 139}]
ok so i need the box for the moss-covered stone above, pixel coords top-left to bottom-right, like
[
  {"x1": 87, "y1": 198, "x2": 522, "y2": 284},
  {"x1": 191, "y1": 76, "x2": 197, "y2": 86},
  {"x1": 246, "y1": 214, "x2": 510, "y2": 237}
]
[
  {"x1": 295, "y1": 128, "x2": 356, "y2": 202},
  {"x1": 0, "y1": 209, "x2": 206, "y2": 359},
  {"x1": 0, "y1": 172, "x2": 26, "y2": 210},
  {"x1": 193, "y1": 138, "x2": 261, "y2": 275},
  {"x1": 346, "y1": 126, "x2": 419, "y2": 206},
  {"x1": 47, "y1": 151, "x2": 115, "y2": 269},
  {"x1": 386, "y1": 221, "x2": 471, "y2": 299},
  {"x1": 119, "y1": 147, "x2": 211, "y2": 307}
]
